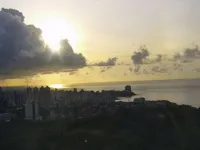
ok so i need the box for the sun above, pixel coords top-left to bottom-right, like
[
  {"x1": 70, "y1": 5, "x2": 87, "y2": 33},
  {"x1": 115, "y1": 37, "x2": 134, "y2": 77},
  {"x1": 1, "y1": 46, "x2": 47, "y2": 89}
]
[
  {"x1": 50, "y1": 84, "x2": 64, "y2": 89},
  {"x1": 38, "y1": 18, "x2": 77, "y2": 52}
]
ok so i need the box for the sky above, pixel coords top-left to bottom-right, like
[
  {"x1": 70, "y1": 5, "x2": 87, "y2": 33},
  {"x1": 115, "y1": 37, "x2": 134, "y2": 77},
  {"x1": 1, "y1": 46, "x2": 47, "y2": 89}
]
[{"x1": 0, "y1": 0, "x2": 200, "y2": 86}]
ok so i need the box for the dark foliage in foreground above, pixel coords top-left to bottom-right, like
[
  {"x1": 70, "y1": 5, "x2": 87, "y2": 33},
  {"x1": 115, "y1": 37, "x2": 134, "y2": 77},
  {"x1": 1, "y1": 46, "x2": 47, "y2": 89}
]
[{"x1": 1, "y1": 103, "x2": 200, "y2": 150}]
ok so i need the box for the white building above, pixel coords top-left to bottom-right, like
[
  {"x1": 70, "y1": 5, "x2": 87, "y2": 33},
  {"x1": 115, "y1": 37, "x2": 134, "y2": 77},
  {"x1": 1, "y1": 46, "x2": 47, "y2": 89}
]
[
  {"x1": 25, "y1": 101, "x2": 40, "y2": 120},
  {"x1": 25, "y1": 88, "x2": 40, "y2": 120}
]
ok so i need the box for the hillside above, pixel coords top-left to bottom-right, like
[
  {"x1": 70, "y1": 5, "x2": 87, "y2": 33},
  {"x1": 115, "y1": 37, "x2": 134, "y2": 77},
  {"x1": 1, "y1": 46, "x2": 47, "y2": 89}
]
[{"x1": 1, "y1": 102, "x2": 200, "y2": 150}]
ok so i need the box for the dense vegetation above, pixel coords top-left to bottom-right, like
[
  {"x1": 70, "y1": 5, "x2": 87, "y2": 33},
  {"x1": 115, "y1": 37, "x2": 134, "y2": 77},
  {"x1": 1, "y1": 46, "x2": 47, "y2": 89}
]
[{"x1": 1, "y1": 102, "x2": 200, "y2": 150}]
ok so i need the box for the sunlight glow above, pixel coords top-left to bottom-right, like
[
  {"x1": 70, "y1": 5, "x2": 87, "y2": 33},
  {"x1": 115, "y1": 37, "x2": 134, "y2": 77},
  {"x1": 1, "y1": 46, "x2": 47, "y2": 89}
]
[
  {"x1": 50, "y1": 84, "x2": 64, "y2": 89},
  {"x1": 39, "y1": 18, "x2": 77, "y2": 52}
]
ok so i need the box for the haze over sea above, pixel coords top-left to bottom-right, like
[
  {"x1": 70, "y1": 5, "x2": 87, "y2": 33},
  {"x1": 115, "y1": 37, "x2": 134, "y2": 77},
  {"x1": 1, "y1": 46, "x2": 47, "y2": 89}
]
[{"x1": 72, "y1": 78, "x2": 200, "y2": 107}]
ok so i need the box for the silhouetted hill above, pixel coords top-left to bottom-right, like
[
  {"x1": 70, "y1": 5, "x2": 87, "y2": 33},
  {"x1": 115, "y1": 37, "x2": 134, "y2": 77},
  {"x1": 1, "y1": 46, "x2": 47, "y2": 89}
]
[{"x1": 1, "y1": 102, "x2": 200, "y2": 150}]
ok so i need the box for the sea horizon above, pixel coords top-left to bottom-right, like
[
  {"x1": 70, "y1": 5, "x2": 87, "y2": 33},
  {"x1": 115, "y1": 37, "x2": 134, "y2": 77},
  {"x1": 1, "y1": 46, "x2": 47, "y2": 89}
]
[
  {"x1": 1, "y1": 78, "x2": 200, "y2": 107},
  {"x1": 2, "y1": 77, "x2": 200, "y2": 89}
]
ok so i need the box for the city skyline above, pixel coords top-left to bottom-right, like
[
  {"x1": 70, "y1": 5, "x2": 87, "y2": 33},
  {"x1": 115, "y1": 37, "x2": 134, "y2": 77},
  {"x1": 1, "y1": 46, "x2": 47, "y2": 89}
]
[{"x1": 0, "y1": 0, "x2": 200, "y2": 86}]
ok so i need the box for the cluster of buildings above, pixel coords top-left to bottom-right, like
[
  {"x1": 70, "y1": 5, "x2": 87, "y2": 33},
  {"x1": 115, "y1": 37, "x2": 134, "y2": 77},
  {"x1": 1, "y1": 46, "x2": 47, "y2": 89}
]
[
  {"x1": 25, "y1": 86, "x2": 115, "y2": 120},
  {"x1": 0, "y1": 87, "x2": 26, "y2": 108},
  {"x1": 0, "y1": 83, "x2": 171, "y2": 122},
  {"x1": 0, "y1": 85, "x2": 134, "y2": 121}
]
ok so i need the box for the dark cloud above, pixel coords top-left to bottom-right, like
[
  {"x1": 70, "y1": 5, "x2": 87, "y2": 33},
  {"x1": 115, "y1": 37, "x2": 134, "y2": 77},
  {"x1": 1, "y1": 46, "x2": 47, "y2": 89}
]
[
  {"x1": 151, "y1": 66, "x2": 168, "y2": 73},
  {"x1": 130, "y1": 46, "x2": 168, "y2": 75},
  {"x1": 173, "y1": 53, "x2": 182, "y2": 61},
  {"x1": 184, "y1": 45, "x2": 200, "y2": 59},
  {"x1": 129, "y1": 67, "x2": 133, "y2": 72},
  {"x1": 106, "y1": 66, "x2": 112, "y2": 70},
  {"x1": 2, "y1": 8, "x2": 24, "y2": 22},
  {"x1": 173, "y1": 63, "x2": 182, "y2": 70},
  {"x1": 131, "y1": 46, "x2": 149, "y2": 65},
  {"x1": 97, "y1": 66, "x2": 113, "y2": 74},
  {"x1": 134, "y1": 66, "x2": 141, "y2": 73},
  {"x1": 118, "y1": 61, "x2": 124, "y2": 65},
  {"x1": 87, "y1": 66, "x2": 94, "y2": 70},
  {"x1": 173, "y1": 45, "x2": 200, "y2": 63},
  {"x1": 100, "y1": 69, "x2": 106, "y2": 73},
  {"x1": 69, "y1": 71, "x2": 77, "y2": 75},
  {"x1": 131, "y1": 46, "x2": 165, "y2": 65},
  {"x1": 93, "y1": 57, "x2": 118, "y2": 66},
  {"x1": 155, "y1": 54, "x2": 163, "y2": 62},
  {"x1": 146, "y1": 54, "x2": 166, "y2": 64},
  {"x1": 142, "y1": 68, "x2": 149, "y2": 74},
  {"x1": 0, "y1": 8, "x2": 86, "y2": 79},
  {"x1": 181, "y1": 59, "x2": 192, "y2": 63}
]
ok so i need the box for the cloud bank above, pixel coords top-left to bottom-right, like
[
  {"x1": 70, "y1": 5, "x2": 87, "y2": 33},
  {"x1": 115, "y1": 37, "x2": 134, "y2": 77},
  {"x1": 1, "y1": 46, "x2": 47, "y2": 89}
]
[{"x1": 0, "y1": 8, "x2": 86, "y2": 79}]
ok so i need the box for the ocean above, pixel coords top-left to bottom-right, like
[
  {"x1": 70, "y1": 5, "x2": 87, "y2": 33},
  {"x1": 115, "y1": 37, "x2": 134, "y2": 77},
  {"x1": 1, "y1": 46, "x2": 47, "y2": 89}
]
[{"x1": 72, "y1": 78, "x2": 200, "y2": 107}]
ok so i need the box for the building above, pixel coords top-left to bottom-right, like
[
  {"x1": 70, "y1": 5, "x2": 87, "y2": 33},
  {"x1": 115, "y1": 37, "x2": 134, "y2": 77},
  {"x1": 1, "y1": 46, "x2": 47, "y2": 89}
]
[
  {"x1": 25, "y1": 87, "x2": 40, "y2": 120},
  {"x1": 49, "y1": 106, "x2": 63, "y2": 120},
  {"x1": 25, "y1": 101, "x2": 40, "y2": 120},
  {"x1": 33, "y1": 87, "x2": 39, "y2": 102},
  {"x1": 39, "y1": 86, "x2": 52, "y2": 109},
  {"x1": 26, "y1": 87, "x2": 32, "y2": 101},
  {"x1": 125, "y1": 85, "x2": 132, "y2": 92},
  {"x1": 0, "y1": 113, "x2": 12, "y2": 122},
  {"x1": 134, "y1": 97, "x2": 145, "y2": 104}
]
